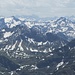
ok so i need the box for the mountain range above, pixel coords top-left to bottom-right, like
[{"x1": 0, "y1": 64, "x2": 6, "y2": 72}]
[{"x1": 0, "y1": 16, "x2": 75, "y2": 75}]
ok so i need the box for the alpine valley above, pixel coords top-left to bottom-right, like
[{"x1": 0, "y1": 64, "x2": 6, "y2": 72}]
[{"x1": 0, "y1": 16, "x2": 75, "y2": 75}]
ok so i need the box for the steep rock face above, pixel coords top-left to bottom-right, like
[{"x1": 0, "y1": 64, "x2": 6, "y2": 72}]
[{"x1": 0, "y1": 18, "x2": 7, "y2": 29}]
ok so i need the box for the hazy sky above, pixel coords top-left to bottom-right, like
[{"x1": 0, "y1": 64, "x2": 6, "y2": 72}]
[{"x1": 0, "y1": 0, "x2": 75, "y2": 17}]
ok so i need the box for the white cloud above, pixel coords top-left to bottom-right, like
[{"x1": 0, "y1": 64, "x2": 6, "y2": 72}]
[{"x1": 0, "y1": 0, "x2": 75, "y2": 17}]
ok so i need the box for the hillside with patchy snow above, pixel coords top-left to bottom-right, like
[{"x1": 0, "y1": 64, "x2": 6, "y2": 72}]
[{"x1": 0, "y1": 16, "x2": 75, "y2": 75}]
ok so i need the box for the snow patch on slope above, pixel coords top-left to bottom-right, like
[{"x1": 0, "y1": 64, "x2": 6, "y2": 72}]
[
  {"x1": 4, "y1": 17, "x2": 13, "y2": 23},
  {"x1": 56, "y1": 61, "x2": 64, "y2": 70},
  {"x1": 10, "y1": 20, "x2": 21, "y2": 28},
  {"x1": 18, "y1": 40, "x2": 24, "y2": 51},
  {"x1": 4, "y1": 32, "x2": 14, "y2": 38},
  {"x1": 11, "y1": 41, "x2": 17, "y2": 50}
]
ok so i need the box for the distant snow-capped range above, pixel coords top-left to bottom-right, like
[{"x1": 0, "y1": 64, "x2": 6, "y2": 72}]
[{"x1": 0, "y1": 16, "x2": 75, "y2": 41}]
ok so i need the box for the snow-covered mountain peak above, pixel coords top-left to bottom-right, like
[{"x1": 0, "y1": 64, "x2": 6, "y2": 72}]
[{"x1": 0, "y1": 16, "x2": 75, "y2": 41}]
